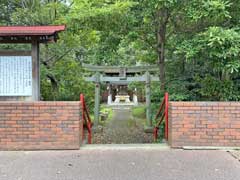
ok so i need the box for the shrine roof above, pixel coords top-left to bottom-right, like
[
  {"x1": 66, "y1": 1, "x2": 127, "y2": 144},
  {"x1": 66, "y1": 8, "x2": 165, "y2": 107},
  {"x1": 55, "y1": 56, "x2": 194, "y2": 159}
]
[
  {"x1": 0, "y1": 25, "x2": 66, "y2": 43},
  {"x1": 0, "y1": 25, "x2": 65, "y2": 36}
]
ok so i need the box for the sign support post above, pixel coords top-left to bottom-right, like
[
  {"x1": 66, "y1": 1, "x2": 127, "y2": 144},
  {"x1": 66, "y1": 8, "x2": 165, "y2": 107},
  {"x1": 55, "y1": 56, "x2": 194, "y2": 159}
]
[{"x1": 31, "y1": 40, "x2": 40, "y2": 101}]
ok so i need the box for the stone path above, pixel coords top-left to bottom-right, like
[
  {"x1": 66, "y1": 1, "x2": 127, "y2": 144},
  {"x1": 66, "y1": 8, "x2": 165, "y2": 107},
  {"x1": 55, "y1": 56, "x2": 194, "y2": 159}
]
[{"x1": 92, "y1": 106, "x2": 153, "y2": 144}]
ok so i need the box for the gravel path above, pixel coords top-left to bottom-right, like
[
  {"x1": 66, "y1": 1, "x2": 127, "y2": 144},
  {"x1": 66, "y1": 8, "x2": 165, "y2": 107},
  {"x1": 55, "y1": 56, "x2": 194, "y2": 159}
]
[{"x1": 92, "y1": 107, "x2": 153, "y2": 144}]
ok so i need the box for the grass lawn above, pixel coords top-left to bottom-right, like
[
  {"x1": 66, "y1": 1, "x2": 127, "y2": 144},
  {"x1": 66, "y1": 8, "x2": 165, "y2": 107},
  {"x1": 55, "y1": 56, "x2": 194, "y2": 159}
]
[{"x1": 132, "y1": 106, "x2": 146, "y2": 119}]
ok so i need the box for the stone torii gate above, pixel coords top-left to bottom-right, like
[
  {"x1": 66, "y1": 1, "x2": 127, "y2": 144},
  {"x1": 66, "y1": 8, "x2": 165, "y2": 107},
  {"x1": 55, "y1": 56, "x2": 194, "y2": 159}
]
[{"x1": 84, "y1": 64, "x2": 160, "y2": 132}]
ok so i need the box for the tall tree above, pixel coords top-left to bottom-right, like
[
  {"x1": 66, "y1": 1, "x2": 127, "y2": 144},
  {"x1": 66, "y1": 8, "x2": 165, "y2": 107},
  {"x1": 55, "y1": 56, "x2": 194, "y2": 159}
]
[{"x1": 135, "y1": 0, "x2": 233, "y2": 90}]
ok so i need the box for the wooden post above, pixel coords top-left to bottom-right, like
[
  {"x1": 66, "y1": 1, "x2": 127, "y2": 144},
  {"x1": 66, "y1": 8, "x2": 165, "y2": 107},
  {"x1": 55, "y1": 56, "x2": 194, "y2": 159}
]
[
  {"x1": 94, "y1": 72, "x2": 100, "y2": 126},
  {"x1": 31, "y1": 40, "x2": 40, "y2": 101},
  {"x1": 145, "y1": 71, "x2": 152, "y2": 131}
]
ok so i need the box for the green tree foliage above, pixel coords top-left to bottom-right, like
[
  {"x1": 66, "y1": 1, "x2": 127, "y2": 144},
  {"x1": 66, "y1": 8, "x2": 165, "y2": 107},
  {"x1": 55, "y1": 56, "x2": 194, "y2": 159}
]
[
  {"x1": 176, "y1": 26, "x2": 240, "y2": 100},
  {"x1": 0, "y1": 0, "x2": 239, "y2": 103}
]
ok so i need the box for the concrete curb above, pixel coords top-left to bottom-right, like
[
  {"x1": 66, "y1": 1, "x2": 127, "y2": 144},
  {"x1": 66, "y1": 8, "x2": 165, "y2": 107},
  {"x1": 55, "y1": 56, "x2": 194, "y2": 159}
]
[
  {"x1": 81, "y1": 143, "x2": 170, "y2": 150},
  {"x1": 183, "y1": 146, "x2": 240, "y2": 150}
]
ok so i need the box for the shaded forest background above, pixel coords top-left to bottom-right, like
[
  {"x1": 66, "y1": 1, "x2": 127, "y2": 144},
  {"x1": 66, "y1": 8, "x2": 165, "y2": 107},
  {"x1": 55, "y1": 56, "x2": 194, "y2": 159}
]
[{"x1": 1, "y1": 0, "x2": 240, "y2": 106}]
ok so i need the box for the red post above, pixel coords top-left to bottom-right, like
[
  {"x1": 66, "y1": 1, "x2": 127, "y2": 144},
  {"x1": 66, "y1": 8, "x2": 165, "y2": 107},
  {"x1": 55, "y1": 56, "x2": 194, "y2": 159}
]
[
  {"x1": 164, "y1": 93, "x2": 169, "y2": 140},
  {"x1": 80, "y1": 94, "x2": 85, "y2": 141},
  {"x1": 80, "y1": 93, "x2": 92, "y2": 144},
  {"x1": 153, "y1": 127, "x2": 158, "y2": 141},
  {"x1": 87, "y1": 123, "x2": 92, "y2": 144}
]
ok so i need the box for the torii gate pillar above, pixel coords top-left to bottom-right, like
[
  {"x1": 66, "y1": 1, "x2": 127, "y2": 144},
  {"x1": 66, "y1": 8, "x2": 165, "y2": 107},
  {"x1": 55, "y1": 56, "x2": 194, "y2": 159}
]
[
  {"x1": 94, "y1": 72, "x2": 101, "y2": 126},
  {"x1": 144, "y1": 71, "x2": 153, "y2": 132}
]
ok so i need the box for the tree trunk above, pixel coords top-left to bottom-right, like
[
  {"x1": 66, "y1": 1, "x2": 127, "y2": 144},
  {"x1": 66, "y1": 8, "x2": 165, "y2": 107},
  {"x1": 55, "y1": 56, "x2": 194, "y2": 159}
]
[
  {"x1": 158, "y1": 34, "x2": 165, "y2": 90},
  {"x1": 156, "y1": 9, "x2": 169, "y2": 91}
]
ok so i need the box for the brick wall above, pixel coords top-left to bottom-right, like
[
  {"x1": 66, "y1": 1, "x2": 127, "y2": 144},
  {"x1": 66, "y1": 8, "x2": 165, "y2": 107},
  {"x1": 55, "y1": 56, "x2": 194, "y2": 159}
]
[
  {"x1": 0, "y1": 101, "x2": 82, "y2": 150},
  {"x1": 169, "y1": 102, "x2": 240, "y2": 148}
]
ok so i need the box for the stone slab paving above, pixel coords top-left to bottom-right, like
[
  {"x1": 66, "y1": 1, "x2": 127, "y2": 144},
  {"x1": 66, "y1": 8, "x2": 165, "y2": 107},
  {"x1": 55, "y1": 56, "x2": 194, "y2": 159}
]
[
  {"x1": 0, "y1": 149, "x2": 239, "y2": 180},
  {"x1": 93, "y1": 107, "x2": 153, "y2": 144},
  {"x1": 229, "y1": 150, "x2": 240, "y2": 161}
]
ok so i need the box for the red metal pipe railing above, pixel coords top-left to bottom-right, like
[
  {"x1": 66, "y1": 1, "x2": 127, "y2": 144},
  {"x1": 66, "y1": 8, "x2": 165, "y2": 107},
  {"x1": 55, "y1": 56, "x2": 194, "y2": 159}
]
[
  {"x1": 153, "y1": 92, "x2": 169, "y2": 141},
  {"x1": 80, "y1": 94, "x2": 92, "y2": 144}
]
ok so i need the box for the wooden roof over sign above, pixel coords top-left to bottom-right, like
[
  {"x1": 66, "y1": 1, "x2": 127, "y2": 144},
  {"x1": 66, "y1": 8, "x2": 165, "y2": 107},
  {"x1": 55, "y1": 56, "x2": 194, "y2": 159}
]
[
  {"x1": 83, "y1": 64, "x2": 159, "y2": 73},
  {"x1": 0, "y1": 25, "x2": 66, "y2": 43}
]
